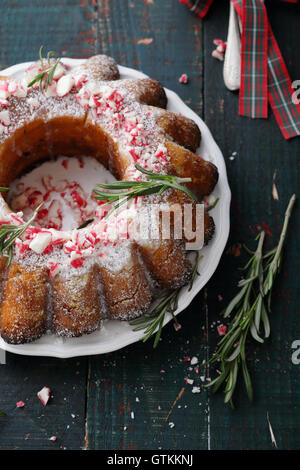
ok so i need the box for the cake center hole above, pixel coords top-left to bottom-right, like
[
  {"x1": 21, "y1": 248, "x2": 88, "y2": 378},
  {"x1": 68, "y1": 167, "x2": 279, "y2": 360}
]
[{"x1": 7, "y1": 156, "x2": 116, "y2": 231}]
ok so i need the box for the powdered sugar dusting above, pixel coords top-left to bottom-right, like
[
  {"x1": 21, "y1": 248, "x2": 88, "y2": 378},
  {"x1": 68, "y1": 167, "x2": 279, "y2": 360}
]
[
  {"x1": 0, "y1": 57, "x2": 175, "y2": 278},
  {"x1": 8, "y1": 156, "x2": 115, "y2": 231},
  {"x1": 0, "y1": 54, "x2": 211, "y2": 342}
]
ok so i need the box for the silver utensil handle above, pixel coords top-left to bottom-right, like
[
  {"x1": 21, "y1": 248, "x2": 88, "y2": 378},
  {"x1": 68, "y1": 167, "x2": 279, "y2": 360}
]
[{"x1": 223, "y1": 2, "x2": 241, "y2": 91}]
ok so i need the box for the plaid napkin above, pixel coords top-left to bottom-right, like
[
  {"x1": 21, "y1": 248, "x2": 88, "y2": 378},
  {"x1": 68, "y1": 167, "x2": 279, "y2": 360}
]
[{"x1": 180, "y1": 0, "x2": 300, "y2": 139}]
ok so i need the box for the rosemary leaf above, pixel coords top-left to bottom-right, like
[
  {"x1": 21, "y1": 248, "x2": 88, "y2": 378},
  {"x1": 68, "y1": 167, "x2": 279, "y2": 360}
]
[
  {"x1": 0, "y1": 203, "x2": 43, "y2": 266},
  {"x1": 204, "y1": 195, "x2": 296, "y2": 407},
  {"x1": 206, "y1": 197, "x2": 220, "y2": 212},
  {"x1": 28, "y1": 46, "x2": 61, "y2": 92},
  {"x1": 93, "y1": 164, "x2": 196, "y2": 219},
  {"x1": 77, "y1": 218, "x2": 94, "y2": 229}
]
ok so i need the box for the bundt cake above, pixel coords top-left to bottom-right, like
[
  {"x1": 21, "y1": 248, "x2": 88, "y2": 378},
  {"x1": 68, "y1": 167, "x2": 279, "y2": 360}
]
[{"x1": 0, "y1": 53, "x2": 218, "y2": 344}]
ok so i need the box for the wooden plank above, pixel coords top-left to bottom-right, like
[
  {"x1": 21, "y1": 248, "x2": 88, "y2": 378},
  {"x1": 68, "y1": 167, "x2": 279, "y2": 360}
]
[
  {"x1": 0, "y1": 353, "x2": 88, "y2": 449},
  {"x1": 203, "y1": 0, "x2": 300, "y2": 449},
  {"x1": 85, "y1": 0, "x2": 211, "y2": 450},
  {"x1": 0, "y1": 0, "x2": 98, "y2": 68},
  {"x1": 96, "y1": 0, "x2": 204, "y2": 115},
  {"x1": 0, "y1": 0, "x2": 94, "y2": 450},
  {"x1": 86, "y1": 315, "x2": 210, "y2": 450}
]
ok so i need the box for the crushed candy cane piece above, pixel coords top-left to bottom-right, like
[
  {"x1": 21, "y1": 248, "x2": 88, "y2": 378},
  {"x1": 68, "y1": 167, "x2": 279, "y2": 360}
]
[
  {"x1": 212, "y1": 39, "x2": 227, "y2": 61},
  {"x1": 190, "y1": 356, "x2": 198, "y2": 365},
  {"x1": 213, "y1": 38, "x2": 227, "y2": 51},
  {"x1": 56, "y1": 74, "x2": 74, "y2": 97},
  {"x1": 37, "y1": 386, "x2": 51, "y2": 406},
  {"x1": 212, "y1": 49, "x2": 225, "y2": 61},
  {"x1": 173, "y1": 322, "x2": 182, "y2": 331},
  {"x1": 48, "y1": 260, "x2": 61, "y2": 278},
  {"x1": 53, "y1": 62, "x2": 65, "y2": 80},
  {"x1": 16, "y1": 401, "x2": 25, "y2": 408},
  {"x1": 179, "y1": 74, "x2": 188, "y2": 84},
  {"x1": 185, "y1": 378, "x2": 194, "y2": 385},
  {"x1": 29, "y1": 232, "x2": 52, "y2": 254},
  {"x1": 49, "y1": 436, "x2": 57, "y2": 441},
  {"x1": 185, "y1": 377, "x2": 194, "y2": 385},
  {"x1": 0, "y1": 109, "x2": 10, "y2": 126},
  {"x1": 192, "y1": 386, "x2": 201, "y2": 394},
  {"x1": 217, "y1": 324, "x2": 227, "y2": 336}
]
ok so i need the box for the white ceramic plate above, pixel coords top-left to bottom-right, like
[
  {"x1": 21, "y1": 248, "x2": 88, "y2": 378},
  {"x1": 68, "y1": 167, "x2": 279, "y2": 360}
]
[{"x1": 0, "y1": 59, "x2": 231, "y2": 358}]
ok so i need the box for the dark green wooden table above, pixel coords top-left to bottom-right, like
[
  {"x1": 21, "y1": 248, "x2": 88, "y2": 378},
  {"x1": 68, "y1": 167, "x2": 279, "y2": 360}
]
[{"x1": 0, "y1": 0, "x2": 299, "y2": 450}]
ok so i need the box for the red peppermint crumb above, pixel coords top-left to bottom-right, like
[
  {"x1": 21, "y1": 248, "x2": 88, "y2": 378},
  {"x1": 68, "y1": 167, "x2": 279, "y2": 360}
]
[
  {"x1": 155, "y1": 150, "x2": 168, "y2": 162},
  {"x1": 43, "y1": 190, "x2": 51, "y2": 201},
  {"x1": 28, "y1": 190, "x2": 43, "y2": 208},
  {"x1": 179, "y1": 74, "x2": 188, "y2": 84},
  {"x1": 49, "y1": 262, "x2": 59, "y2": 278},
  {"x1": 52, "y1": 238, "x2": 65, "y2": 245},
  {"x1": 43, "y1": 244, "x2": 54, "y2": 255},
  {"x1": 77, "y1": 157, "x2": 84, "y2": 168},
  {"x1": 213, "y1": 38, "x2": 227, "y2": 52},
  {"x1": 10, "y1": 214, "x2": 23, "y2": 224},
  {"x1": 71, "y1": 257, "x2": 84, "y2": 269},
  {"x1": 217, "y1": 294, "x2": 223, "y2": 302},
  {"x1": 217, "y1": 324, "x2": 227, "y2": 336},
  {"x1": 61, "y1": 159, "x2": 69, "y2": 169},
  {"x1": 183, "y1": 356, "x2": 190, "y2": 362},
  {"x1": 71, "y1": 190, "x2": 87, "y2": 208},
  {"x1": 49, "y1": 436, "x2": 57, "y2": 442},
  {"x1": 129, "y1": 148, "x2": 139, "y2": 163},
  {"x1": 37, "y1": 386, "x2": 51, "y2": 406},
  {"x1": 212, "y1": 49, "x2": 224, "y2": 61},
  {"x1": 37, "y1": 208, "x2": 49, "y2": 220},
  {"x1": 16, "y1": 401, "x2": 25, "y2": 408},
  {"x1": 25, "y1": 226, "x2": 43, "y2": 235},
  {"x1": 64, "y1": 243, "x2": 76, "y2": 253},
  {"x1": 185, "y1": 378, "x2": 194, "y2": 385},
  {"x1": 173, "y1": 322, "x2": 182, "y2": 331},
  {"x1": 212, "y1": 39, "x2": 227, "y2": 61},
  {"x1": 15, "y1": 240, "x2": 30, "y2": 257}
]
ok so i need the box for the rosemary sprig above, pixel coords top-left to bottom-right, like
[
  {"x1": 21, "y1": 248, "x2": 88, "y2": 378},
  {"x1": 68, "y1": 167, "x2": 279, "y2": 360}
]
[
  {"x1": 131, "y1": 289, "x2": 180, "y2": 348},
  {"x1": 206, "y1": 197, "x2": 220, "y2": 212},
  {"x1": 0, "y1": 203, "x2": 43, "y2": 266},
  {"x1": 28, "y1": 46, "x2": 60, "y2": 92},
  {"x1": 93, "y1": 164, "x2": 196, "y2": 219},
  {"x1": 0, "y1": 411, "x2": 6, "y2": 417},
  {"x1": 77, "y1": 218, "x2": 94, "y2": 229},
  {"x1": 0, "y1": 187, "x2": 9, "y2": 192},
  {"x1": 130, "y1": 251, "x2": 201, "y2": 347},
  {"x1": 188, "y1": 251, "x2": 202, "y2": 291},
  {"x1": 205, "y1": 194, "x2": 296, "y2": 407},
  {"x1": 263, "y1": 194, "x2": 296, "y2": 308}
]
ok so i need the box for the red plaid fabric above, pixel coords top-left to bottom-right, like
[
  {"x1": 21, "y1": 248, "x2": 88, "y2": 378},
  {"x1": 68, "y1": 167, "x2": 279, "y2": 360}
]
[
  {"x1": 180, "y1": 0, "x2": 300, "y2": 139},
  {"x1": 238, "y1": 0, "x2": 268, "y2": 118},
  {"x1": 179, "y1": 0, "x2": 214, "y2": 18}
]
